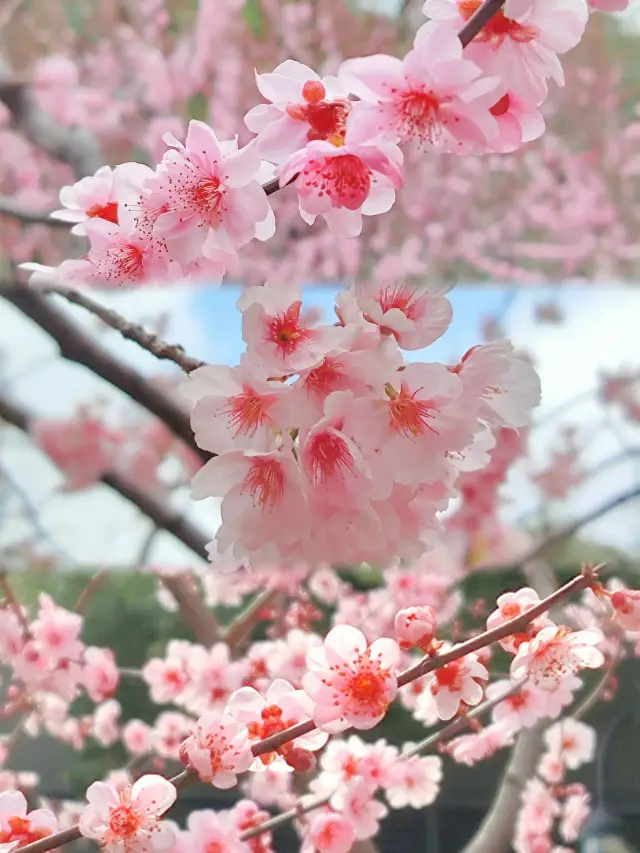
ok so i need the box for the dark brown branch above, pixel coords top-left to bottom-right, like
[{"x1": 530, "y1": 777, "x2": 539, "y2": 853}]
[
  {"x1": 0, "y1": 281, "x2": 207, "y2": 461},
  {"x1": 44, "y1": 284, "x2": 206, "y2": 373},
  {"x1": 458, "y1": 0, "x2": 505, "y2": 46}
]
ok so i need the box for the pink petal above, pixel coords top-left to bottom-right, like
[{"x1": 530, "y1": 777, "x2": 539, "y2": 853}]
[{"x1": 130, "y1": 775, "x2": 177, "y2": 816}]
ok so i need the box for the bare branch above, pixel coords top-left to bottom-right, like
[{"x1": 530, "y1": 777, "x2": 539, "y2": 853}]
[
  {"x1": 222, "y1": 587, "x2": 280, "y2": 650},
  {"x1": 43, "y1": 284, "x2": 207, "y2": 373}
]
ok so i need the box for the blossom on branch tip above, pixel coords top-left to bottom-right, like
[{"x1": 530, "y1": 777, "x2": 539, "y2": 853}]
[
  {"x1": 180, "y1": 712, "x2": 253, "y2": 788},
  {"x1": 510, "y1": 627, "x2": 605, "y2": 690},
  {"x1": 302, "y1": 625, "x2": 400, "y2": 731},
  {"x1": 422, "y1": 0, "x2": 589, "y2": 103},
  {"x1": 426, "y1": 650, "x2": 489, "y2": 720},
  {"x1": 394, "y1": 605, "x2": 438, "y2": 651},
  {"x1": 226, "y1": 678, "x2": 327, "y2": 771},
  {"x1": 486, "y1": 587, "x2": 553, "y2": 654},
  {"x1": 78, "y1": 775, "x2": 176, "y2": 853}
]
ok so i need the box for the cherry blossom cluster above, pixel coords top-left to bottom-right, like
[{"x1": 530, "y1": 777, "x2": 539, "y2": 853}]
[
  {"x1": 182, "y1": 281, "x2": 541, "y2": 567},
  {"x1": 30, "y1": 395, "x2": 200, "y2": 498},
  {"x1": 21, "y1": 0, "x2": 599, "y2": 291}
]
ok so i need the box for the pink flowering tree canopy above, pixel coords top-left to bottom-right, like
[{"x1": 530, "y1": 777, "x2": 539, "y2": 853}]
[{"x1": 0, "y1": 1, "x2": 640, "y2": 853}]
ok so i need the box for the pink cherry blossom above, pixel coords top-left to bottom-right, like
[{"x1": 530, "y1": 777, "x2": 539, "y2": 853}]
[
  {"x1": 353, "y1": 281, "x2": 452, "y2": 350},
  {"x1": 538, "y1": 753, "x2": 566, "y2": 785},
  {"x1": 185, "y1": 809, "x2": 246, "y2": 853},
  {"x1": 79, "y1": 775, "x2": 176, "y2": 853},
  {"x1": 544, "y1": 719, "x2": 596, "y2": 769},
  {"x1": 423, "y1": 0, "x2": 589, "y2": 103},
  {"x1": 426, "y1": 651, "x2": 489, "y2": 720},
  {"x1": 238, "y1": 283, "x2": 345, "y2": 374},
  {"x1": 180, "y1": 712, "x2": 253, "y2": 788},
  {"x1": 151, "y1": 713, "x2": 193, "y2": 760},
  {"x1": 302, "y1": 626, "x2": 400, "y2": 731},
  {"x1": 30, "y1": 593, "x2": 84, "y2": 665},
  {"x1": 122, "y1": 721, "x2": 153, "y2": 756},
  {"x1": 146, "y1": 121, "x2": 274, "y2": 266},
  {"x1": 610, "y1": 587, "x2": 640, "y2": 631},
  {"x1": 488, "y1": 679, "x2": 550, "y2": 730},
  {"x1": 0, "y1": 791, "x2": 58, "y2": 849},
  {"x1": 448, "y1": 723, "x2": 515, "y2": 765},
  {"x1": 317, "y1": 736, "x2": 398, "y2": 791},
  {"x1": 30, "y1": 411, "x2": 125, "y2": 492},
  {"x1": 384, "y1": 752, "x2": 442, "y2": 808},
  {"x1": 485, "y1": 89, "x2": 545, "y2": 153},
  {"x1": 511, "y1": 628, "x2": 605, "y2": 690},
  {"x1": 486, "y1": 587, "x2": 553, "y2": 654},
  {"x1": 192, "y1": 439, "x2": 309, "y2": 564},
  {"x1": 341, "y1": 22, "x2": 500, "y2": 151},
  {"x1": 142, "y1": 642, "x2": 190, "y2": 704},
  {"x1": 277, "y1": 135, "x2": 404, "y2": 239},
  {"x1": 82, "y1": 647, "x2": 120, "y2": 703},
  {"x1": 306, "y1": 812, "x2": 355, "y2": 853},
  {"x1": 226, "y1": 678, "x2": 327, "y2": 770},
  {"x1": 331, "y1": 779, "x2": 388, "y2": 840},
  {"x1": 183, "y1": 642, "x2": 245, "y2": 714},
  {"x1": 181, "y1": 363, "x2": 288, "y2": 455},
  {"x1": 91, "y1": 700, "x2": 121, "y2": 747},
  {"x1": 452, "y1": 341, "x2": 542, "y2": 429},
  {"x1": 394, "y1": 605, "x2": 438, "y2": 651},
  {"x1": 245, "y1": 60, "x2": 352, "y2": 163},
  {"x1": 560, "y1": 790, "x2": 591, "y2": 843},
  {"x1": 51, "y1": 166, "x2": 118, "y2": 235}
]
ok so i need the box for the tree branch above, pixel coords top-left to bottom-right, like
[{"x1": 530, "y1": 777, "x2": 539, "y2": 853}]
[
  {"x1": 42, "y1": 284, "x2": 207, "y2": 373},
  {"x1": 0, "y1": 281, "x2": 207, "y2": 461},
  {"x1": 0, "y1": 198, "x2": 69, "y2": 227}
]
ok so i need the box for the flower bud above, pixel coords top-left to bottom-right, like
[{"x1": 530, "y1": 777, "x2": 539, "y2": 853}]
[
  {"x1": 611, "y1": 588, "x2": 640, "y2": 631},
  {"x1": 395, "y1": 605, "x2": 437, "y2": 650}
]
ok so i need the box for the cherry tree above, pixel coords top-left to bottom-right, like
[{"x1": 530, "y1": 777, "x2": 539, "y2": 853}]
[{"x1": 0, "y1": 0, "x2": 640, "y2": 852}]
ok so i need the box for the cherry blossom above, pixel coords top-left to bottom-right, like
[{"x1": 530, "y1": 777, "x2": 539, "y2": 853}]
[
  {"x1": 78, "y1": 775, "x2": 176, "y2": 853},
  {"x1": 0, "y1": 791, "x2": 58, "y2": 849},
  {"x1": 341, "y1": 22, "x2": 500, "y2": 151},
  {"x1": 277, "y1": 134, "x2": 404, "y2": 238},
  {"x1": 180, "y1": 712, "x2": 253, "y2": 788},
  {"x1": 330, "y1": 778, "x2": 388, "y2": 840},
  {"x1": 81, "y1": 647, "x2": 120, "y2": 703},
  {"x1": 245, "y1": 61, "x2": 352, "y2": 163},
  {"x1": 560, "y1": 789, "x2": 591, "y2": 842},
  {"x1": 226, "y1": 678, "x2": 327, "y2": 770},
  {"x1": 422, "y1": 0, "x2": 589, "y2": 103},
  {"x1": 544, "y1": 719, "x2": 596, "y2": 769},
  {"x1": 394, "y1": 606, "x2": 438, "y2": 651},
  {"x1": 426, "y1": 651, "x2": 489, "y2": 720},
  {"x1": 447, "y1": 723, "x2": 515, "y2": 765},
  {"x1": 486, "y1": 587, "x2": 553, "y2": 654},
  {"x1": 487, "y1": 680, "x2": 550, "y2": 730},
  {"x1": 305, "y1": 812, "x2": 355, "y2": 853},
  {"x1": 183, "y1": 809, "x2": 246, "y2": 853},
  {"x1": 610, "y1": 587, "x2": 640, "y2": 631},
  {"x1": 146, "y1": 121, "x2": 275, "y2": 265},
  {"x1": 384, "y1": 751, "x2": 442, "y2": 808},
  {"x1": 302, "y1": 626, "x2": 400, "y2": 731},
  {"x1": 511, "y1": 627, "x2": 605, "y2": 690},
  {"x1": 51, "y1": 166, "x2": 118, "y2": 235}
]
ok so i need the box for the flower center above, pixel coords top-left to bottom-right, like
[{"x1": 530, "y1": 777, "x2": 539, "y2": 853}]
[
  {"x1": 376, "y1": 284, "x2": 421, "y2": 319},
  {"x1": 222, "y1": 387, "x2": 270, "y2": 437},
  {"x1": 304, "y1": 356, "x2": 345, "y2": 396},
  {"x1": 286, "y1": 81, "x2": 352, "y2": 145},
  {"x1": 268, "y1": 302, "x2": 308, "y2": 355},
  {"x1": 191, "y1": 176, "x2": 226, "y2": 221},
  {"x1": 86, "y1": 201, "x2": 119, "y2": 224},
  {"x1": 0, "y1": 817, "x2": 52, "y2": 847},
  {"x1": 458, "y1": 0, "x2": 538, "y2": 46},
  {"x1": 306, "y1": 430, "x2": 354, "y2": 486},
  {"x1": 433, "y1": 660, "x2": 465, "y2": 691},
  {"x1": 501, "y1": 602, "x2": 521, "y2": 619},
  {"x1": 388, "y1": 386, "x2": 438, "y2": 438},
  {"x1": 394, "y1": 90, "x2": 442, "y2": 144},
  {"x1": 508, "y1": 691, "x2": 528, "y2": 709},
  {"x1": 303, "y1": 154, "x2": 371, "y2": 210},
  {"x1": 106, "y1": 244, "x2": 144, "y2": 281},
  {"x1": 108, "y1": 805, "x2": 142, "y2": 839},
  {"x1": 241, "y1": 458, "x2": 285, "y2": 510}
]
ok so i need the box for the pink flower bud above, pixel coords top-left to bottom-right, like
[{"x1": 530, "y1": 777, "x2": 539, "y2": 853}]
[
  {"x1": 395, "y1": 605, "x2": 437, "y2": 650},
  {"x1": 611, "y1": 588, "x2": 640, "y2": 631}
]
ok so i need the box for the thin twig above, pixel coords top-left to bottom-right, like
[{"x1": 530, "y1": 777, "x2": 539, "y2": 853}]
[
  {"x1": 0, "y1": 199, "x2": 68, "y2": 228},
  {"x1": 239, "y1": 792, "x2": 333, "y2": 841},
  {"x1": 0, "y1": 570, "x2": 30, "y2": 635},
  {"x1": 222, "y1": 587, "x2": 279, "y2": 650},
  {"x1": 44, "y1": 285, "x2": 206, "y2": 374}
]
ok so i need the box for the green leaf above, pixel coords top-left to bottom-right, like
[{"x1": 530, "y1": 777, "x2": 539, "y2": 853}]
[{"x1": 243, "y1": 0, "x2": 265, "y2": 37}]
